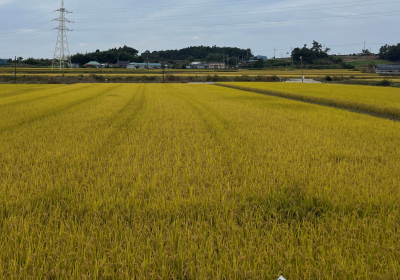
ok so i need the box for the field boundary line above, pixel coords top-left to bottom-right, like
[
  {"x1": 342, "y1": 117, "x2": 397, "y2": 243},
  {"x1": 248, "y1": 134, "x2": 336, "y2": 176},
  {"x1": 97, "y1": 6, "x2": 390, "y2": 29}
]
[{"x1": 214, "y1": 83, "x2": 400, "y2": 122}]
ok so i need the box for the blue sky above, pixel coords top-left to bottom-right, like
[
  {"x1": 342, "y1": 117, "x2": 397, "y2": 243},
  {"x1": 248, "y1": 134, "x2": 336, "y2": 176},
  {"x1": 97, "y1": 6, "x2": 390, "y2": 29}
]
[{"x1": 0, "y1": 0, "x2": 399, "y2": 59}]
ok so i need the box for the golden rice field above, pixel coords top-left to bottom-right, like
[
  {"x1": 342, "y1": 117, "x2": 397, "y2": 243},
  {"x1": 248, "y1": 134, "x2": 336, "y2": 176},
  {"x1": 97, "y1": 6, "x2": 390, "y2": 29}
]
[
  {"x1": 0, "y1": 83, "x2": 399, "y2": 279},
  {"x1": 217, "y1": 82, "x2": 400, "y2": 119}
]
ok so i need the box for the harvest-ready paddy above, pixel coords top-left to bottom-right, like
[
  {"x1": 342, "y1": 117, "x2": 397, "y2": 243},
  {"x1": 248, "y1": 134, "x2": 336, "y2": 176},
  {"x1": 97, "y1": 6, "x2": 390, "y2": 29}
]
[{"x1": 0, "y1": 83, "x2": 399, "y2": 279}]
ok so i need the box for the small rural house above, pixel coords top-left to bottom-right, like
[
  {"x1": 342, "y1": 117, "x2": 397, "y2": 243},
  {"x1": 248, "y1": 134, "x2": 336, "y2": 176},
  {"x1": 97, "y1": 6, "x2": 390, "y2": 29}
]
[
  {"x1": 187, "y1": 63, "x2": 209, "y2": 69},
  {"x1": 375, "y1": 64, "x2": 400, "y2": 75},
  {"x1": 208, "y1": 62, "x2": 226, "y2": 69},
  {"x1": 0, "y1": 59, "x2": 7, "y2": 65},
  {"x1": 85, "y1": 61, "x2": 104, "y2": 68},
  {"x1": 127, "y1": 62, "x2": 163, "y2": 69},
  {"x1": 116, "y1": 61, "x2": 130, "y2": 68}
]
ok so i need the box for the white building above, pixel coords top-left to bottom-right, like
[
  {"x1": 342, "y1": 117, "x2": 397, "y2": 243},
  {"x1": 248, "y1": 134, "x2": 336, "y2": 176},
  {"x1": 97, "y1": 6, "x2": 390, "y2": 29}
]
[{"x1": 127, "y1": 63, "x2": 163, "y2": 69}]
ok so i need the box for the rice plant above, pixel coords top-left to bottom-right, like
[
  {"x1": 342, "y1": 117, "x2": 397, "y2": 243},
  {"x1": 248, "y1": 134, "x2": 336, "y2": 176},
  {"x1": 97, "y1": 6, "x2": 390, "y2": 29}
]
[{"x1": 0, "y1": 84, "x2": 399, "y2": 279}]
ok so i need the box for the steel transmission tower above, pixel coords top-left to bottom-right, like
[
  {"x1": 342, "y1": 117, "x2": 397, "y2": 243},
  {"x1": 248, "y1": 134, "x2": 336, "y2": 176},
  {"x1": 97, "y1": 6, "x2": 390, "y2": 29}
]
[{"x1": 52, "y1": 0, "x2": 73, "y2": 70}]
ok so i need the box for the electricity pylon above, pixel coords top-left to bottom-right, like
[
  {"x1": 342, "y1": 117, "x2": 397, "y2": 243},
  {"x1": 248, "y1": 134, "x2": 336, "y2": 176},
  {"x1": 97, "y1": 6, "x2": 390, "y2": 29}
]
[{"x1": 52, "y1": 0, "x2": 73, "y2": 70}]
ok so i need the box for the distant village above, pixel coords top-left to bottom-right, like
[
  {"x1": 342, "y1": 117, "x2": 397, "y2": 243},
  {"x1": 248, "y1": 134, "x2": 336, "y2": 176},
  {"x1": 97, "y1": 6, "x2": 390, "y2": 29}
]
[{"x1": 74, "y1": 55, "x2": 268, "y2": 70}]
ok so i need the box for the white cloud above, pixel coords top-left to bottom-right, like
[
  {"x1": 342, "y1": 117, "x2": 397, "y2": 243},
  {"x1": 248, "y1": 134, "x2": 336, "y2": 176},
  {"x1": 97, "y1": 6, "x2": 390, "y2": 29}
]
[
  {"x1": 0, "y1": 0, "x2": 12, "y2": 6},
  {"x1": 0, "y1": 0, "x2": 398, "y2": 57}
]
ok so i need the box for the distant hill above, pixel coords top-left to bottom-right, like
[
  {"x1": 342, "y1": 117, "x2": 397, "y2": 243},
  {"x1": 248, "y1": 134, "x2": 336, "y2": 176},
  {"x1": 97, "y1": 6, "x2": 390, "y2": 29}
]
[
  {"x1": 69, "y1": 45, "x2": 252, "y2": 65},
  {"x1": 141, "y1": 46, "x2": 253, "y2": 63}
]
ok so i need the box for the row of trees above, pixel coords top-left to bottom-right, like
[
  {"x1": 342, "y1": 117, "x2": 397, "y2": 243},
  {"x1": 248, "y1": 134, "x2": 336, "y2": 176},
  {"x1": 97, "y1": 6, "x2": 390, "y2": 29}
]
[
  {"x1": 141, "y1": 46, "x2": 252, "y2": 62},
  {"x1": 11, "y1": 42, "x2": 400, "y2": 68},
  {"x1": 379, "y1": 44, "x2": 400, "y2": 61},
  {"x1": 68, "y1": 45, "x2": 252, "y2": 65},
  {"x1": 251, "y1": 41, "x2": 332, "y2": 69},
  {"x1": 70, "y1": 45, "x2": 140, "y2": 65},
  {"x1": 250, "y1": 41, "x2": 358, "y2": 69},
  {"x1": 0, "y1": 57, "x2": 53, "y2": 66}
]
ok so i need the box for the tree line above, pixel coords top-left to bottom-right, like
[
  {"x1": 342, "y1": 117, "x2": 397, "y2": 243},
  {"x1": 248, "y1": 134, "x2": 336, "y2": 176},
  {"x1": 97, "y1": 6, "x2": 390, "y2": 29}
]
[
  {"x1": 251, "y1": 41, "x2": 354, "y2": 69},
  {"x1": 68, "y1": 45, "x2": 252, "y2": 65},
  {"x1": 70, "y1": 45, "x2": 140, "y2": 65},
  {"x1": 379, "y1": 44, "x2": 400, "y2": 61},
  {"x1": 141, "y1": 46, "x2": 252, "y2": 63},
  {"x1": 5, "y1": 42, "x2": 398, "y2": 68}
]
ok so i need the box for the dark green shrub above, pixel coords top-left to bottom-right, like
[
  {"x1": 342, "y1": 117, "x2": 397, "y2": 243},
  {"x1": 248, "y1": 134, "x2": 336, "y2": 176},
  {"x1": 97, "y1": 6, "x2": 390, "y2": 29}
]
[
  {"x1": 165, "y1": 74, "x2": 175, "y2": 82},
  {"x1": 270, "y1": 75, "x2": 280, "y2": 82},
  {"x1": 376, "y1": 79, "x2": 392, "y2": 86},
  {"x1": 339, "y1": 62, "x2": 355, "y2": 69}
]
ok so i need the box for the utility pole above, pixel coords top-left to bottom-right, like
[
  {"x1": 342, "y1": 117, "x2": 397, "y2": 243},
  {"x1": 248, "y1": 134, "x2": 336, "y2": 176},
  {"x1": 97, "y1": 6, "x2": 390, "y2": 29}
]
[
  {"x1": 364, "y1": 42, "x2": 367, "y2": 69},
  {"x1": 291, "y1": 47, "x2": 293, "y2": 70},
  {"x1": 52, "y1": 0, "x2": 73, "y2": 70},
  {"x1": 14, "y1": 56, "x2": 17, "y2": 83},
  {"x1": 300, "y1": 56, "x2": 304, "y2": 83},
  {"x1": 162, "y1": 60, "x2": 165, "y2": 83},
  {"x1": 286, "y1": 52, "x2": 289, "y2": 70},
  {"x1": 236, "y1": 55, "x2": 238, "y2": 69},
  {"x1": 147, "y1": 53, "x2": 149, "y2": 73},
  {"x1": 274, "y1": 49, "x2": 276, "y2": 59}
]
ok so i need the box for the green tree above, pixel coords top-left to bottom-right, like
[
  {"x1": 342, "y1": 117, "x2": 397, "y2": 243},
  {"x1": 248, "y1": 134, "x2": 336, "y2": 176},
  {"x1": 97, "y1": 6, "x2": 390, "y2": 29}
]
[
  {"x1": 118, "y1": 52, "x2": 132, "y2": 62},
  {"x1": 379, "y1": 44, "x2": 400, "y2": 61},
  {"x1": 251, "y1": 59, "x2": 264, "y2": 69},
  {"x1": 362, "y1": 49, "x2": 371, "y2": 56},
  {"x1": 291, "y1": 41, "x2": 329, "y2": 64}
]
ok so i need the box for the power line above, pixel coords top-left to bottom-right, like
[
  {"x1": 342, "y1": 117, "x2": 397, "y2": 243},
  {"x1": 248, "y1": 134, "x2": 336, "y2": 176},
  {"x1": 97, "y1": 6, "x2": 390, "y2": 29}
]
[
  {"x1": 0, "y1": 51, "x2": 53, "y2": 58},
  {"x1": 3, "y1": 6, "x2": 394, "y2": 44},
  {"x1": 0, "y1": 20, "x2": 52, "y2": 37},
  {"x1": 0, "y1": 13, "x2": 54, "y2": 32},
  {"x1": 3, "y1": 0, "x2": 387, "y2": 37},
  {"x1": 74, "y1": 11, "x2": 400, "y2": 32},
  {"x1": 74, "y1": 0, "x2": 287, "y2": 13},
  {"x1": 0, "y1": 0, "x2": 59, "y2": 22},
  {"x1": 74, "y1": 0, "x2": 397, "y2": 23},
  {"x1": 2, "y1": 34, "x2": 55, "y2": 44},
  {"x1": 0, "y1": 29, "x2": 54, "y2": 42},
  {"x1": 254, "y1": 42, "x2": 398, "y2": 55}
]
